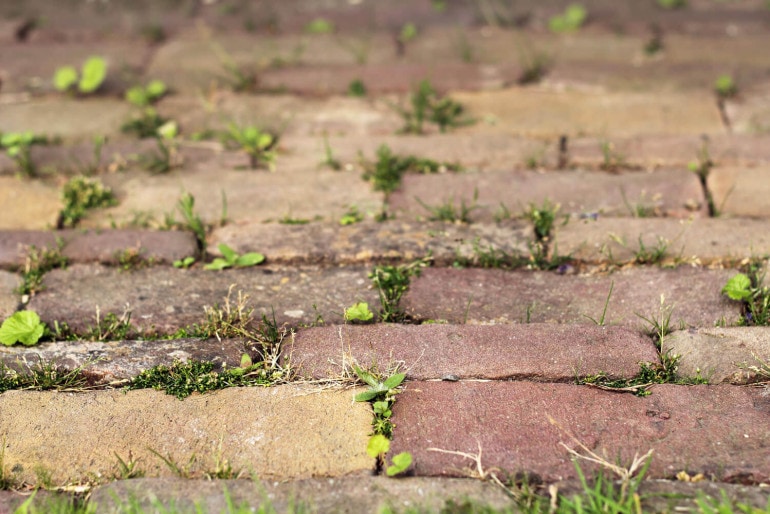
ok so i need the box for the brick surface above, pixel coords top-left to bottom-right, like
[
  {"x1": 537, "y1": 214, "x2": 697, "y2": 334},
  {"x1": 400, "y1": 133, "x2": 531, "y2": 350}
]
[
  {"x1": 0, "y1": 177, "x2": 62, "y2": 230},
  {"x1": 0, "y1": 99, "x2": 132, "y2": 140},
  {"x1": 663, "y1": 327, "x2": 770, "y2": 385},
  {"x1": 0, "y1": 230, "x2": 59, "y2": 268},
  {"x1": 0, "y1": 270, "x2": 20, "y2": 320},
  {"x1": 27, "y1": 264, "x2": 378, "y2": 334},
  {"x1": 725, "y1": 84, "x2": 770, "y2": 135},
  {"x1": 0, "y1": 338, "x2": 250, "y2": 384},
  {"x1": 62, "y1": 229, "x2": 199, "y2": 265},
  {"x1": 90, "y1": 476, "x2": 515, "y2": 514},
  {"x1": 388, "y1": 169, "x2": 705, "y2": 223},
  {"x1": 290, "y1": 324, "x2": 659, "y2": 381},
  {"x1": 554, "y1": 217, "x2": 770, "y2": 265},
  {"x1": 0, "y1": 386, "x2": 372, "y2": 485},
  {"x1": 210, "y1": 220, "x2": 530, "y2": 267},
  {"x1": 450, "y1": 88, "x2": 723, "y2": 138},
  {"x1": 403, "y1": 267, "x2": 741, "y2": 329},
  {"x1": 390, "y1": 382, "x2": 770, "y2": 483},
  {"x1": 82, "y1": 156, "x2": 383, "y2": 228},
  {"x1": 708, "y1": 166, "x2": 770, "y2": 218}
]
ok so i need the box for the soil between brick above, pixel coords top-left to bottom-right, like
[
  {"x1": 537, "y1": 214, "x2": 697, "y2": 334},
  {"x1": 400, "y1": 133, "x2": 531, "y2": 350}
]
[
  {"x1": 389, "y1": 381, "x2": 770, "y2": 484},
  {"x1": 26, "y1": 264, "x2": 378, "y2": 334},
  {"x1": 290, "y1": 323, "x2": 659, "y2": 382},
  {"x1": 403, "y1": 266, "x2": 741, "y2": 329}
]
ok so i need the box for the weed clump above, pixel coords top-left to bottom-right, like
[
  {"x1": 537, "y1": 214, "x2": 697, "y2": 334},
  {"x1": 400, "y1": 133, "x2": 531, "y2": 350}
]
[
  {"x1": 58, "y1": 175, "x2": 117, "y2": 228},
  {"x1": 15, "y1": 242, "x2": 68, "y2": 297},
  {"x1": 369, "y1": 257, "x2": 431, "y2": 323},
  {"x1": 722, "y1": 260, "x2": 770, "y2": 326},
  {"x1": 362, "y1": 144, "x2": 461, "y2": 195},
  {"x1": 392, "y1": 80, "x2": 473, "y2": 134}
]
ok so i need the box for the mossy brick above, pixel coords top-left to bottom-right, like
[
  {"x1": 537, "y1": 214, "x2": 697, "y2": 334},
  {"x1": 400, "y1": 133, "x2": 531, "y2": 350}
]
[
  {"x1": 0, "y1": 386, "x2": 373, "y2": 485},
  {"x1": 290, "y1": 324, "x2": 659, "y2": 382},
  {"x1": 402, "y1": 267, "x2": 741, "y2": 330},
  {"x1": 390, "y1": 381, "x2": 770, "y2": 483}
]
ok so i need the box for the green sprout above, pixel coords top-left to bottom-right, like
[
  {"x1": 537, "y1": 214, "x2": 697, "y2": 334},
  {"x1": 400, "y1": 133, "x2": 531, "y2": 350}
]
[
  {"x1": 548, "y1": 4, "x2": 587, "y2": 33},
  {"x1": 54, "y1": 56, "x2": 107, "y2": 94},
  {"x1": 224, "y1": 124, "x2": 278, "y2": 170}
]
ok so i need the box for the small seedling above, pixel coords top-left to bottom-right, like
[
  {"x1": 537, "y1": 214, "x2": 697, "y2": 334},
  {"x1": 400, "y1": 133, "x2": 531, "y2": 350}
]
[
  {"x1": 53, "y1": 56, "x2": 107, "y2": 94},
  {"x1": 348, "y1": 79, "x2": 367, "y2": 97},
  {"x1": 84, "y1": 305, "x2": 133, "y2": 341},
  {"x1": 121, "y1": 107, "x2": 169, "y2": 138},
  {"x1": 173, "y1": 256, "x2": 196, "y2": 269},
  {"x1": 116, "y1": 247, "x2": 155, "y2": 272},
  {"x1": 0, "y1": 311, "x2": 45, "y2": 346},
  {"x1": 339, "y1": 206, "x2": 364, "y2": 226},
  {"x1": 204, "y1": 243, "x2": 265, "y2": 270},
  {"x1": 305, "y1": 18, "x2": 334, "y2": 34},
  {"x1": 366, "y1": 434, "x2": 413, "y2": 477},
  {"x1": 125, "y1": 80, "x2": 168, "y2": 107},
  {"x1": 714, "y1": 75, "x2": 737, "y2": 99},
  {"x1": 599, "y1": 141, "x2": 626, "y2": 172},
  {"x1": 175, "y1": 192, "x2": 207, "y2": 252},
  {"x1": 114, "y1": 451, "x2": 144, "y2": 480},
  {"x1": 344, "y1": 302, "x2": 374, "y2": 323},
  {"x1": 416, "y1": 188, "x2": 479, "y2": 223},
  {"x1": 722, "y1": 264, "x2": 770, "y2": 326},
  {"x1": 58, "y1": 175, "x2": 117, "y2": 228},
  {"x1": 518, "y1": 48, "x2": 551, "y2": 85},
  {"x1": 224, "y1": 123, "x2": 278, "y2": 170},
  {"x1": 15, "y1": 242, "x2": 68, "y2": 297},
  {"x1": 636, "y1": 295, "x2": 674, "y2": 347},
  {"x1": 584, "y1": 281, "x2": 614, "y2": 326},
  {"x1": 548, "y1": 4, "x2": 587, "y2": 33},
  {"x1": 657, "y1": 0, "x2": 686, "y2": 8},
  {"x1": 524, "y1": 200, "x2": 561, "y2": 241},
  {"x1": 0, "y1": 131, "x2": 48, "y2": 177},
  {"x1": 361, "y1": 144, "x2": 461, "y2": 196},
  {"x1": 369, "y1": 257, "x2": 430, "y2": 323},
  {"x1": 688, "y1": 140, "x2": 719, "y2": 217},
  {"x1": 143, "y1": 120, "x2": 182, "y2": 174},
  {"x1": 320, "y1": 133, "x2": 342, "y2": 170},
  {"x1": 392, "y1": 80, "x2": 472, "y2": 134}
]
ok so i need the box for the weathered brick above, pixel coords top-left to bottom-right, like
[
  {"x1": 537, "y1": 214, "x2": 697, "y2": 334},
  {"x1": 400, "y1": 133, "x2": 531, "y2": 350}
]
[
  {"x1": 388, "y1": 169, "x2": 705, "y2": 223},
  {"x1": 0, "y1": 99, "x2": 132, "y2": 140},
  {"x1": 554, "y1": 217, "x2": 770, "y2": 265},
  {"x1": 27, "y1": 264, "x2": 378, "y2": 334},
  {"x1": 708, "y1": 166, "x2": 770, "y2": 218},
  {"x1": 290, "y1": 324, "x2": 659, "y2": 381},
  {"x1": 209, "y1": 220, "x2": 530, "y2": 267},
  {"x1": 663, "y1": 327, "x2": 770, "y2": 384},
  {"x1": 0, "y1": 177, "x2": 62, "y2": 230},
  {"x1": 0, "y1": 386, "x2": 372, "y2": 484},
  {"x1": 0, "y1": 270, "x2": 20, "y2": 320},
  {"x1": 390, "y1": 382, "x2": 770, "y2": 483},
  {"x1": 402, "y1": 267, "x2": 741, "y2": 329},
  {"x1": 62, "y1": 230, "x2": 199, "y2": 265}
]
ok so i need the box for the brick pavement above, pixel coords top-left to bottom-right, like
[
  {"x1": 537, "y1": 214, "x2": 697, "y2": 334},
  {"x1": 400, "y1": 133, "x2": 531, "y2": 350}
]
[{"x1": 1, "y1": 1, "x2": 770, "y2": 512}]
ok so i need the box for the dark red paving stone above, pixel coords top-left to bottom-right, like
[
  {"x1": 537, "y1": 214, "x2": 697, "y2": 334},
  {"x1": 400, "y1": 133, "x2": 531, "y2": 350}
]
[
  {"x1": 388, "y1": 169, "x2": 706, "y2": 223},
  {"x1": 0, "y1": 338, "x2": 249, "y2": 384},
  {"x1": 663, "y1": 327, "x2": 770, "y2": 385},
  {"x1": 26, "y1": 264, "x2": 378, "y2": 334},
  {"x1": 554, "y1": 217, "x2": 770, "y2": 265},
  {"x1": 708, "y1": 166, "x2": 770, "y2": 218},
  {"x1": 402, "y1": 267, "x2": 741, "y2": 329},
  {"x1": 290, "y1": 324, "x2": 659, "y2": 381},
  {"x1": 390, "y1": 381, "x2": 770, "y2": 483},
  {"x1": 61, "y1": 229, "x2": 199, "y2": 265},
  {"x1": 0, "y1": 230, "x2": 198, "y2": 269},
  {"x1": 209, "y1": 220, "x2": 530, "y2": 267}
]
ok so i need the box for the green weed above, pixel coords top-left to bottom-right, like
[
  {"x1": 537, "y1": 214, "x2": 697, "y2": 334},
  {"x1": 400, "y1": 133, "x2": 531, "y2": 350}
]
[
  {"x1": 584, "y1": 281, "x2": 614, "y2": 327},
  {"x1": 362, "y1": 144, "x2": 461, "y2": 196},
  {"x1": 204, "y1": 243, "x2": 264, "y2": 270},
  {"x1": 416, "y1": 189, "x2": 478, "y2": 223},
  {"x1": 121, "y1": 108, "x2": 168, "y2": 139},
  {"x1": 722, "y1": 260, "x2": 770, "y2": 326},
  {"x1": 125, "y1": 80, "x2": 167, "y2": 107},
  {"x1": 142, "y1": 121, "x2": 182, "y2": 174},
  {"x1": 0, "y1": 311, "x2": 45, "y2": 347},
  {"x1": 320, "y1": 133, "x2": 342, "y2": 170},
  {"x1": 393, "y1": 80, "x2": 472, "y2": 134},
  {"x1": 113, "y1": 451, "x2": 144, "y2": 480},
  {"x1": 83, "y1": 305, "x2": 133, "y2": 341},
  {"x1": 657, "y1": 0, "x2": 686, "y2": 8},
  {"x1": 715, "y1": 74, "x2": 737, "y2": 99},
  {"x1": 173, "y1": 256, "x2": 196, "y2": 269},
  {"x1": 454, "y1": 239, "x2": 526, "y2": 270},
  {"x1": 548, "y1": 4, "x2": 587, "y2": 33},
  {"x1": 369, "y1": 257, "x2": 431, "y2": 322},
  {"x1": 609, "y1": 234, "x2": 671, "y2": 265},
  {"x1": 348, "y1": 79, "x2": 367, "y2": 97},
  {"x1": 172, "y1": 192, "x2": 207, "y2": 252},
  {"x1": 15, "y1": 242, "x2": 68, "y2": 297},
  {"x1": 339, "y1": 206, "x2": 364, "y2": 226},
  {"x1": 344, "y1": 302, "x2": 374, "y2": 323},
  {"x1": 115, "y1": 247, "x2": 155, "y2": 272},
  {"x1": 599, "y1": 141, "x2": 626, "y2": 172},
  {"x1": 0, "y1": 132, "x2": 48, "y2": 177},
  {"x1": 53, "y1": 56, "x2": 107, "y2": 94},
  {"x1": 524, "y1": 200, "x2": 561, "y2": 241},
  {"x1": 58, "y1": 175, "x2": 117, "y2": 228},
  {"x1": 0, "y1": 359, "x2": 90, "y2": 394},
  {"x1": 224, "y1": 124, "x2": 278, "y2": 170},
  {"x1": 688, "y1": 140, "x2": 719, "y2": 217}
]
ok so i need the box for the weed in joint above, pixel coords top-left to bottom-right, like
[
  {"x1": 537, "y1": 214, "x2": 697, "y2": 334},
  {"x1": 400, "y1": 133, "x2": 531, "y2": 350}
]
[
  {"x1": 416, "y1": 188, "x2": 478, "y2": 224},
  {"x1": 57, "y1": 175, "x2": 117, "y2": 229},
  {"x1": 15, "y1": 242, "x2": 68, "y2": 298},
  {"x1": 722, "y1": 260, "x2": 770, "y2": 326},
  {"x1": 369, "y1": 257, "x2": 431, "y2": 323}
]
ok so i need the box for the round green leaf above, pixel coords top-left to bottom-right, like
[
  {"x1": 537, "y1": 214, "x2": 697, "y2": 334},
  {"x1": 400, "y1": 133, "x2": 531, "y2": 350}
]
[
  {"x1": 78, "y1": 56, "x2": 107, "y2": 93},
  {"x1": 386, "y1": 452, "x2": 412, "y2": 476},
  {"x1": 0, "y1": 311, "x2": 45, "y2": 346},
  {"x1": 54, "y1": 66, "x2": 78, "y2": 92},
  {"x1": 146, "y1": 80, "x2": 167, "y2": 99},
  {"x1": 366, "y1": 434, "x2": 390, "y2": 458},
  {"x1": 722, "y1": 273, "x2": 752, "y2": 301}
]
